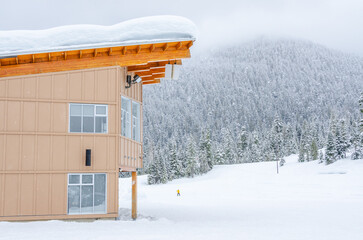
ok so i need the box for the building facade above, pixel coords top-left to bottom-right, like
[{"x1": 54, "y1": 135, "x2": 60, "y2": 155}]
[{"x1": 0, "y1": 35, "x2": 194, "y2": 220}]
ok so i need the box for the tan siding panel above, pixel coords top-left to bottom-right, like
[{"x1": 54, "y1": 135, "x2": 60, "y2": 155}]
[
  {"x1": 51, "y1": 174, "x2": 66, "y2": 215},
  {"x1": 21, "y1": 135, "x2": 35, "y2": 170},
  {"x1": 0, "y1": 135, "x2": 4, "y2": 171},
  {"x1": 52, "y1": 136, "x2": 66, "y2": 171},
  {"x1": 94, "y1": 137, "x2": 107, "y2": 170},
  {"x1": 37, "y1": 75, "x2": 52, "y2": 99},
  {"x1": 22, "y1": 102, "x2": 36, "y2": 132},
  {"x1": 37, "y1": 136, "x2": 50, "y2": 171},
  {"x1": 69, "y1": 72, "x2": 82, "y2": 100},
  {"x1": 0, "y1": 101, "x2": 4, "y2": 131},
  {"x1": 4, "y1": 174, "x2": 18, "y2": 216},
  {"x1": 109, "y1": 137, "x2": 116, "y2": 170},
  {"x1": 107, "y1": 173, "x2": 116, "y2": 213},
  {"x1": 23, "y1": 77, "x2": 37, "y2": 99},
  {"x1": 35, "y1": 174, "x2": 49, "y2": 215},
  {"x1": 109, "y1": 69, "x2": 116, "y2": 102},
  {"x1": 20, "y1": 174, "x2": 34, "y2": 215},
  {"x1": 5, "y1": 135, "x2": 19, "y2": 171},
  {"x1": 0, "y1": 80, "x2": 6, "y2": 97},
  {"x1": 7, "y1": 78, "x2": 21, "y2": 98},
  {"x1": 67, "y1": 136, "x2": 81, "y2": 170},
  {"x1": 38, "y1": 102, "x2": 51, "y2": 132},
  {"x1": 7, "y1": 101, "x2": 21, "y2": 131},
  {"x1": 108, "y1": 105, "x2": 116, "y2": 134},
  {"x1": 83, "y1": 71, "x2": 95, "y2": 101},
  {"x1": 96, "y1": 70, "x2": 108, "y2": 101},
  {"x1": 0, "y1": 174, "x2": 3, "y2": 216},
  {"x1": 53, "y1": 103, "x2": 67, "y2": 133},
  {"x1": 53, "y1": 74, "x2": 67, "y2": 100}
]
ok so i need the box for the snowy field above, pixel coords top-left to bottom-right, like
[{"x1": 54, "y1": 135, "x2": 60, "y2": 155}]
[{"x1": 1, "y1": 155, "x2": 363, "y2": 240}]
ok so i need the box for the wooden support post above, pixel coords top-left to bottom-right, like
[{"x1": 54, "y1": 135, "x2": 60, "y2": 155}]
[{"x1": 131, "y1": 171, "x2": 137, "y2": 220}]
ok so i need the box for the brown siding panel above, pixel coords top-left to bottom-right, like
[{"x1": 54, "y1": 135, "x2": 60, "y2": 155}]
[
  {"x1": 23, "y1": 77, "x2": 37, "y2": 99},
  {"x1": 20, "y1": 174, "x2": 34, "y2": 216},
  {"x1": 37, "y1": 136, "x2": 51, "y2": 171},
  {"x1": 37, "y1": 75, "x2": 52, "y2": 99},
  {"x1": 7, "y1": 101, "x2": 21, "y2": 131},
  {"x1": 52, "y1": 136, "x2": 66, "y2": 171},
  {"x1": 4, "y1": 174, "x2": 18, "y2": 216},
  {"x1": 51, "y1": 174, "x2": 66, "y2": 215},
  {"x1": 0, "y1": 66, "x2": 130, "y2": 220},
  {"x1": 69, "y1": 72, "x2": 82, "y2": 100},
  {"x1": 38, "y1": 102, "x2": 51, "y2": 132},
  {"x1": 53, "y1": 74, "x2": 67, "y2": 100},
  {"x1": 7, "y1": 78, "x2": 21, "y2": 98},
  {"x1": 5, "y1": 135, "x2": 19, "y2": 171},
  {"x1": 23, "y1": 102, "x2": 36, "y2": 132},
  {"x1": 21, "y1": 135, "x2": 35, "y2": 170},
  {"x1": 35, "y1": 174, "x2": 50, "y2": 215}
]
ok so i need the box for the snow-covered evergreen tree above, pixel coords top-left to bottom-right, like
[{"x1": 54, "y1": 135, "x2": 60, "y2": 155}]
[
  {"x1": 237, "y1": 126, "x2": 248, "y2": 163},
  {"x1": 352, "y1": 93, "x2": 363, "y2": 159},
  {"x1": 185, "y1": 136, "x2": 198, "y2": 177},
  {"x1": 325, "y1": 131, "x2": 337, "y2": 165}
]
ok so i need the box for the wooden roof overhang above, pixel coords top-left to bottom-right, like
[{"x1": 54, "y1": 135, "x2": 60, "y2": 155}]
[{"x1": 0, "y1": 40, "x2": 193, "y2": 85}]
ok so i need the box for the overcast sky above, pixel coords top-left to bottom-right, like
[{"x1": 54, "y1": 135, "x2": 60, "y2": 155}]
[{"x1": 0, "y1": 0, "x2": 362, "y2": 55}]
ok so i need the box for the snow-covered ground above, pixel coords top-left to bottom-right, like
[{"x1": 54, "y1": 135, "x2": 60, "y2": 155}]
[{"x1": 1, "y1": 155, "x2": 363, "y2": 240}]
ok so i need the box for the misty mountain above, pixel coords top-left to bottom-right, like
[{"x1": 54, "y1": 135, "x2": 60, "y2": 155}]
[{"x1": 142, "y1": 38, "x2": 363, "y2": 168}]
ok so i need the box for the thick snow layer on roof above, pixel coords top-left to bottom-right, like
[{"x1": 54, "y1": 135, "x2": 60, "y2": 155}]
[{"x1": 0, "y1": 15, "x2": 197, "y2": 58}]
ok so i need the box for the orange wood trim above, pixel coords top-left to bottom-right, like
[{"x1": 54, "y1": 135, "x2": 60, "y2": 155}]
[
  {"x1": 0, "y1": 49, "x2": 190, "y2": 78},
  {"x1": 142, "y1": 79, "x2": 161, "y2": 85}
]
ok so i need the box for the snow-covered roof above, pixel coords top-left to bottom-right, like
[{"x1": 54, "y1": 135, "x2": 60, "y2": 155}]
[{"x1": 0, "y1": 15, "x2": 197, "y2": 58}]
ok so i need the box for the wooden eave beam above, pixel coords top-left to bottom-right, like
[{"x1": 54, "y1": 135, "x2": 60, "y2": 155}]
[
  {"x1": 143, "y1": 79, "x2": 161, "y2": 85},
  {"x1": 0, "y1": 49, "x2": 190, "y2": 78},
  {"x1": 127, "y1": 59, "x2": 182, "y2": 72}
]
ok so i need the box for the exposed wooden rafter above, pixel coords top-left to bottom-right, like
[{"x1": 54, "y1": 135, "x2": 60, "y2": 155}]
[{"x1": 0, "y1": 40, "x2": 193, "y2": 86}]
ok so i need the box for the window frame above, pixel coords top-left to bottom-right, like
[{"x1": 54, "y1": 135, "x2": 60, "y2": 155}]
[
  {"x1": 121, "y1": 96, "x2": 131, "y2": 138},
  {"x1": 69, "y1": 103, "x2": 108, "y2": 134},
  {"x1": 121, "y1": 96, "x2": 141, "y2": 142},
  {"x1": 132, "y1": 101, "x2": 141, "y2": 142},
  {"x1": 67, "y1": 173, "x2": 107, "y2": 215}
]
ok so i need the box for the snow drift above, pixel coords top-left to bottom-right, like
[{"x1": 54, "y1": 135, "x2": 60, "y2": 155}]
[{"x1": 0, "y1": 15, "x2": 197, "y2": 57}]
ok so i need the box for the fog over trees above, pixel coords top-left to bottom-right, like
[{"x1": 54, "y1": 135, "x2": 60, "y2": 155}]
[{"x1": 141, "y1": 39, "x2": 363, "y2": 184}]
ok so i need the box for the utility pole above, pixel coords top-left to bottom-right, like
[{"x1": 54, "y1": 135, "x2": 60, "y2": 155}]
[{"x1": 276, "y1": 159, "x2": 279, "y2": 174}]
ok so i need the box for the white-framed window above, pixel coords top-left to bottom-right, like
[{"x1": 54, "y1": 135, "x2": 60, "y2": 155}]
[
  {"x1": 121, "y1": 97, "x2": 131, "y2": 138},
  {"x1": 132, "y1": 101, "x2": 140, "y2": 142},
  {"x1": 69, "y1": 103, "x2": 108, "y2": 133},
  {"x1": 67, "y1": 173, "x2": 107, "y2": 215},
  {"x1": 121, "y1": 97, "x2": 141, "y2": 142}
]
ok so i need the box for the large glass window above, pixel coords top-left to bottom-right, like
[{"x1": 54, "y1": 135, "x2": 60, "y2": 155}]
[
  {"x1": 69, "y1": 104, "x2": 108, "y2": 133},
  {"x1": 68, "y1": 173, "x2": 106, "y2": 215},
  {"x1": 121, "y1": 97, "x2": 131, "y2": 138},
  {"x1": 132, "y1": 102, "x2": 140, "y2": 142}
]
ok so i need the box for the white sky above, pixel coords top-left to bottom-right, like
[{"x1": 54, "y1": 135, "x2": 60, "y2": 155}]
[{"x1": 0, "y1": 0, "x2": 362, "y2": 55}]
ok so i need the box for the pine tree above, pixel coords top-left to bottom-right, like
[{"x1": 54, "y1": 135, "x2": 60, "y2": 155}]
[
  {"x1": 214, "y1": 146, "x2": 224, "y2": 165},
  {"x1": 249, "y1": 131, "x2": 261, "y2": 163},
  {"x1": 352, "y1": 93, "x2": 363, "y2": 159},
  {"x1": 271, "y1": 116, "x2": 284, "y2": 166},
  {"x1": 318, "y1": 150, "x2": 324, "y2": 164},
  {"x1": 200, "y1": 130, "x2": 213, "y2": 171},
  {"x1": 237, "y1": 126, "x2": 248, "y2": 163},
  {"x1": 325, "y1": 131, "x2": 337, "y2": 165},
  {"x1": 221, "y1": 128, "x2": 236, "y2": 164},
  {"x1": 169, "y1": 142, "x2": 182, "y2": 179},
  {"x1": 185, "y1": 136, "x2": 198, "y2": 177},
  {"x1": 311, "y1": 140, "x2": 318, "y2": 160}
]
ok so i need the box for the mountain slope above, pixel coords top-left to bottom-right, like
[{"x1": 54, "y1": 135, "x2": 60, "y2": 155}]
[{"x1": 142, "y1": 39, "x2": 363, "y2": 161}]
